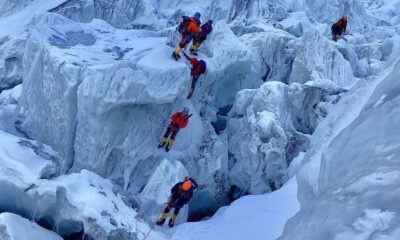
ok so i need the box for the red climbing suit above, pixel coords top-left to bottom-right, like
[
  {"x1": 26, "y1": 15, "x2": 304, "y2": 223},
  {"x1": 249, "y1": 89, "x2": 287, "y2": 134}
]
[{"x1": 171, "y1": 112, "x2": 189, "y2": 129}]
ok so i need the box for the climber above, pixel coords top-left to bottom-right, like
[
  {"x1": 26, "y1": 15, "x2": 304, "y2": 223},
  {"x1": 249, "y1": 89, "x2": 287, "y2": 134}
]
[
  {"x1": 189, "y1": 20, "x2": 213, "y2": 55},
  {"x1": 331, "y1": 16, "x2": 348, "y2": 41},
  {"x1": 172, "y1": 12, "x2": 201, "y2": 61},
  {"x1": 156, "y1": 176, "x2": 198, "y2": 227},
  {"x1": 182, "y1": 51, "x2": 207, "y2": 99},
  {"x1": 158, "y1": 107, "x2": 191, "y2": 152}
]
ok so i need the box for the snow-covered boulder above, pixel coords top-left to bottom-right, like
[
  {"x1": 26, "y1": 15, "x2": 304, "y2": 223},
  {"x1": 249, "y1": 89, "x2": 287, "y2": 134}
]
[
  {"x1": 16, "y1": 13, "x2": 188, "y2": 171},
  {"x1": 0, "y1": 213, "x2": 62, "y2": 240}
]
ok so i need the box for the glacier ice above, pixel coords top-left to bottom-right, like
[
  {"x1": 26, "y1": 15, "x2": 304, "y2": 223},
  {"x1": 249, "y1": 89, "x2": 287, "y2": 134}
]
[
  {"x1": 0, "y1": 0, "x2": 399, "y2": 239},
  {"x1": 280, "y1": 59, "x2": 400, "y2": 240}
]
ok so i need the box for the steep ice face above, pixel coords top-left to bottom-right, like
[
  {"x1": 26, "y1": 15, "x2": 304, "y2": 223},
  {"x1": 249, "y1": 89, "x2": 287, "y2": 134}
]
[
  {"x1": 279, "y1": 59, "x2": 400, "y2": 240},
  {"x1": 16, "y1": 13, "x2": 186, "y2": 171}
]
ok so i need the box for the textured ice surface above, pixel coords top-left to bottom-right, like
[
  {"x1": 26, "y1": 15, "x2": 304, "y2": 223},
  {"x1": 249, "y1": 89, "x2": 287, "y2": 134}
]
[{"x1": 280, "y1": 59, "x2": 400, "y2": 240}]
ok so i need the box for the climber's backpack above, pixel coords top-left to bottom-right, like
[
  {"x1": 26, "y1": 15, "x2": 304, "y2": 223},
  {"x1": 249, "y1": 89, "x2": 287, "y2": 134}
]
[{"x1": 178, "y1": 16, "x2": 190, "y2": 34}]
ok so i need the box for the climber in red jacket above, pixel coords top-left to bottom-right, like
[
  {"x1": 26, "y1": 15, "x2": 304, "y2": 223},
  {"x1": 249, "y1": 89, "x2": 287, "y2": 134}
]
[
  {"x1": 182, "y1": 52, "x2": 207, "y2": 99},
  {"x1": 158, "y1": 107, "x2": 191, "y2": 152},
  {"x1": 331, "y1": 16, "x2": 348, "y2": 41}
]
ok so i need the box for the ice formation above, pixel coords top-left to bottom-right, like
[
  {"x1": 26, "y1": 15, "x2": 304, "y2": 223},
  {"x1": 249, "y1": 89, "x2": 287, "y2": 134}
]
[{"x1": 0, "y1": 0, "x2": 399, "y2": 239}]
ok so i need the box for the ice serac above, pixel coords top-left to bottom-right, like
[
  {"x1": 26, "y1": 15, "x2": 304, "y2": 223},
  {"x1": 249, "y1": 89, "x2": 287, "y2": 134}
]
[
  {"x1": 241, "y1": 28, "x2": 298, "y2": 84},
  {"x1": 0, "y1": 213, "x2": 62, "y2": 240},
  {"x1": 289, "y1": 28, "x2": 355, "y2": 89},
  {"x1": 16, "y1": 13, "x2": 187, "y2": 172},
  {"x1": 280, "y1": 59, "x2": 400, "y2": 240},
  {"x1": 16, "y1": 11, "x2": 267, "y2": 220},
  {"x1": 224, "y1": 79, "x2": 340, "y2": 194}
]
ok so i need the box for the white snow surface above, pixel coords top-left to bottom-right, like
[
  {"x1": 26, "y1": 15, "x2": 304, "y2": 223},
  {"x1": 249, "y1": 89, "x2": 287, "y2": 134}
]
[
  {"x1": 0, "y1": 213, "x2": 62, "y2": 240},
  {"x1": 0, "y1": 0, "x2": 67, "y2": 38},
  {"x1": 165, "y1": 178, "x2": 299, "y2": 240},
  {"x1": 0, "y1": 129, "x2": 153, "y2": 239}
]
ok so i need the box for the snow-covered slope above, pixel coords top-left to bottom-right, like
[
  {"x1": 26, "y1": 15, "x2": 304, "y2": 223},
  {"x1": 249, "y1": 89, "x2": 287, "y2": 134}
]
[{"x1": 167, "y1": 178, "x2": 299, "y2": 240}]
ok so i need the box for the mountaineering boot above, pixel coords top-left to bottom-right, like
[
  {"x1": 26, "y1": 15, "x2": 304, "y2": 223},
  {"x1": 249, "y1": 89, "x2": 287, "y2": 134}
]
[
  {"x1": 190, "y1": 43, "x2": 199, "y2": 56},
  {"x1": 333, "y1": 34, "x2": 339, "y2": 42},
  {"x1": 168, "y1": 214, "x2": 177, "y2": 228},
  {"x1": 156, "y1": 212, "x2": 168, "y2": 226},
  {"x1": 172, "y1": 52, "x2": 180, "y2": 61},
  {"x1": 189, "y1": 47, "x2": 197, "y2": 56},
  {"x1": 187, "y1": 88, "x2": 194, "y2": 99},
  {"x1": 165, "y1": 139, "x2": 174, "y2": 152},
  {"x1": 158, "y1": 137, "x2": 167, "y2": 148}
]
